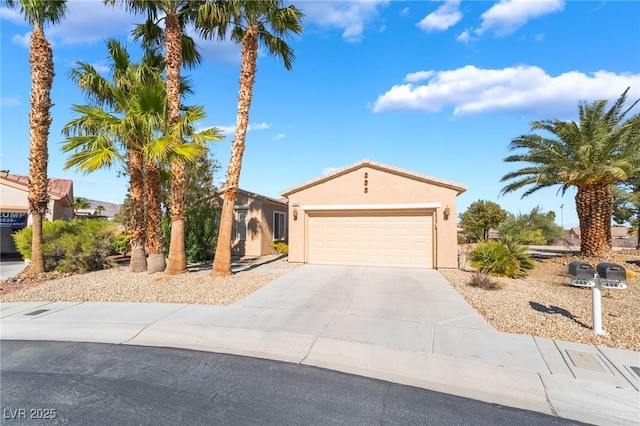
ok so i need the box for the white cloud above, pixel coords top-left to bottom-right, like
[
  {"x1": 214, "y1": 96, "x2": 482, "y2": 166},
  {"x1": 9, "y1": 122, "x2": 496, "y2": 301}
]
[
  {"x1": 476, "y1": 0, "x2": 565, "y2": 37},
  {"x1": 216, "y1": 122, "x2": 272, "y2": 137},
  {"x1": 271, "y1": 134, "x2": 285, "y2": 140},
  {"x1": 417, "y1": 0, "x2": 462, "y2": 32},
  {"x1": 1, "y1": 97, "x2": 20, "y2": 107},
  {"x1": 456, "y1": 29, "x2": 472, "y2": 44},
  {"x1": 373, "y1": 65, "x2": 640, "y2": 117},
  {"x1": 298, "y1": 0, "x2": 389, "y2": 42},
  {"x1": 217, "y1": 125, "x2": 236, "y2": 137},
  {"x1": 404, "y1": 71, "x2": 434, "y2": 83},
  {"x1": 248, "y1": 122, "x2": 271, "y2": 131},
  {"x1": 11, "y1": 32, "x2": 30, "y2": 48},
  {"x1": 3, "y1": 0, "x2": 139, "y2": 48}
]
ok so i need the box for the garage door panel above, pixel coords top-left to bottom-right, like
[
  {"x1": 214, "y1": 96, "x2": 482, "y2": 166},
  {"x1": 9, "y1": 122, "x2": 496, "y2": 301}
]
[{"x1": 307, "y1": 211, "x2": 433, "y2": 268}]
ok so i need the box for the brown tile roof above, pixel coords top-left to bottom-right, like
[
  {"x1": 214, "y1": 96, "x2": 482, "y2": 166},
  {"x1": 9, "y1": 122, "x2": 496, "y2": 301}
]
[{"x1": 0, "y1": 172, "x2": 73, "y2": 199}]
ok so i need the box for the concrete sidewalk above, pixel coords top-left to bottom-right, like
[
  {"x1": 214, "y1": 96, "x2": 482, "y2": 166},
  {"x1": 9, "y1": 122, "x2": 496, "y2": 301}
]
[{"x1": 1, "y1": 262, "x2": 639, "y2": 425}]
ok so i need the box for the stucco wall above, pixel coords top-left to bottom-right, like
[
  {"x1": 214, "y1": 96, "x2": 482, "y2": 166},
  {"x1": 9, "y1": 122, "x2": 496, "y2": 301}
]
[
  {"x1": 230, "y1": 192, "x2": 287, "y2": 257},
  {"x1": 284, "y1": 164, "x2": 462, "y2": 269}
]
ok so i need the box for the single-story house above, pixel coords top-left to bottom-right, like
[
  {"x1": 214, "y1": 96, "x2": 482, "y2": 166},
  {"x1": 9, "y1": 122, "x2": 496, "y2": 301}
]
[
  {"x1": 209, "y1": 188, "x2": 288, "y2": 257},
  {"x1": 0, "y1": 172, "x2": 74, "y2": 254},
  {"x1": 567, "y1": 226, "x2": 638, "y2": 248},
  {"x1": 281, "y1": 159, "x2": 466, "y2": 269}
]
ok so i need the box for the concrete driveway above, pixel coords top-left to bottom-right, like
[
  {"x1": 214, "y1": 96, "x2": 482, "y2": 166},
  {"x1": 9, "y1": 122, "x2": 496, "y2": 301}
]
[
  {"x1": 236, "y1": 265, "x2": 494, "y2": 352},
  {"x1": 3, "y1": 264, "x2": 638, "y2": 425}
]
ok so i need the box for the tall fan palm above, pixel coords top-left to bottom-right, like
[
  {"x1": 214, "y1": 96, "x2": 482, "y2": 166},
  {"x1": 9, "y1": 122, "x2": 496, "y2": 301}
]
[
  {"x1": 66, "y1": 40, "x2": 158, "y2": 272},
  {"x1": 198, "y1": 0, "x2": 303, "y2": 276},
  {"x1": 6, "y1": 0, "x2": 67, "y2": 273},
  {"x1": 501, "y1": 88, "x2": 640, "y2": 257},
  {"x1": 63, "y1": 41, "x2": 219, "y2": 272},
  {"x1": 107, "y1": 0, "x2": 203, "y2": 275}
]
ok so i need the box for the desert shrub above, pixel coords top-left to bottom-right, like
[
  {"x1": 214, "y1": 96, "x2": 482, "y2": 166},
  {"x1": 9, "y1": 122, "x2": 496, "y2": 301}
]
[
  {"x1": 110, "y1": 232, "x2": 131, "y2": 254},
  {"x1": 467, "y1": 272, "x2": 503, "y2": 290},
  {"x1": 12, "y1": 219, "x2": 118, "y2": 273},
  {"x1": 272, "y1": 242, "x2": 288, "y2": 255},
  {"x1": 163, "y1": 204, "x2": 221, "y2": 263},
  {"x1": 515, "y1": 229, "x2": 547, "y2": 245},
  {"x1": 470, "y1": 237, "x2": 534, "y2": 278},
  {"x1": 501, "y1": 235, "x2": 535, "y2": 273}
]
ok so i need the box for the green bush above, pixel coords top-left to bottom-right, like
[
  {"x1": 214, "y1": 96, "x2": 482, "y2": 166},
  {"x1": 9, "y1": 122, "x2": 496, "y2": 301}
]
[
  {"x1": 110, "y1": 232, "x2": 131, "y2": 254},
  {"x1": 12, "y1": 219, "x2": 118, "y2": 273},
  {"x1": 163, "y1": 204, "x2": 221, "y2": 263},
  {"x1": 515, "y1": 229, "x2": 546, "y2": 245},
  {"x1": 272, "y1": 242, "x2": 288, "y2": 255},
  {"x1": 470, "y1": 237, "x2": 534, "y2": 278}
]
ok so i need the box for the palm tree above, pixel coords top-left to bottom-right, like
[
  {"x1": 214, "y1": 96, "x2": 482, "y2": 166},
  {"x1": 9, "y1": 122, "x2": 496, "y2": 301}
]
[
  {"x1": 6, "y1": 0, "x2": 67, "y2": 273},
  {"x1": 107, "y1": 0, "x2": 203, "y2": 275},
  {"x1": 501, "y1": 88, "x2": 640, "y2": 257},
  {"x1": 63, "y1": 40, "x2": 218, "y2": 272},
  {"x1": 73, "y1": 197, "x2": 91, "y2": 215},
  {"x1": 198, "y1": 0, "x2": 303, "y2": 276}
]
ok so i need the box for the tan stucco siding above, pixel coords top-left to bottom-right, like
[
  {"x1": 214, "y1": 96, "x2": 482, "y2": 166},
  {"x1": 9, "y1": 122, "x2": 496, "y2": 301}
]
[
  {"x1": 230, "y1": 192, "x2": 288, "y2": 257},
  {"x1": 286, "y1": 165, "x2": 461, "y2": 268}
]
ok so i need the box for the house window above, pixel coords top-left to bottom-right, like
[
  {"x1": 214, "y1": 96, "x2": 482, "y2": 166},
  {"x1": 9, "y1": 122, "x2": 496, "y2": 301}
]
[
  {"x1": 236, "y1": 209, "x2": 247, "y2": 241},
  {"x1": 274, "y1": 211, "x2": 286, "y2": 241}
]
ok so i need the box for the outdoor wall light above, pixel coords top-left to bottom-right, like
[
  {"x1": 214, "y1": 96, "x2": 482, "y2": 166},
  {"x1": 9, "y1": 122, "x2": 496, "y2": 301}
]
[
  {"x1": 443, "y1": 205, "x2": 451, "y2": 220},
  {"x1": 292, "y1": 202, "x2": 299, "y2": 221}
]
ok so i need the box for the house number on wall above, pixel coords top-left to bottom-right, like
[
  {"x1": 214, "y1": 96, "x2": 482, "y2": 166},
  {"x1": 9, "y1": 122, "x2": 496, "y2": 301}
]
[{"x1": 364, "y1": 172, "x2": 368, "y2": 193}]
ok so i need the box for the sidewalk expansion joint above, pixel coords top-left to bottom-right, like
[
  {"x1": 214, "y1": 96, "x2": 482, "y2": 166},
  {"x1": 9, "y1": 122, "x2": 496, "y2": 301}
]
[{"x1": 121, "y1": 304, "x2": 191, "y2": 345}]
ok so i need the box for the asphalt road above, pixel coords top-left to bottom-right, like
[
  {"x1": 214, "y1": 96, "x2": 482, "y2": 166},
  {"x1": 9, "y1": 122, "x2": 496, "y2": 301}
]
[{"x1": 1, "y1": 341, "x2": 587, "y2": 425}]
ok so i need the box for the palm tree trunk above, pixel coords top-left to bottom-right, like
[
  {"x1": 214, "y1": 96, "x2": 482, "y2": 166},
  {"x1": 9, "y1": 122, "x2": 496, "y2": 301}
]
[
  {"x1": 575, "y1": 185, "x2": 613, "y2": 257},
  {"x1": 165, "y1": 10, "x2": 187, "y2": 275},
  {"x1": 128, "y1": 148, "x2": 147, "y2": 272},
  {"x1": 145, "y1": 159, "x2": 166, "y2": 273},
  {"x1": 212, "y1": 25, "x2": 259, "y2": 277},
  {"x1": 26, "y1": 22, "x2": 54, "y2": 274}
]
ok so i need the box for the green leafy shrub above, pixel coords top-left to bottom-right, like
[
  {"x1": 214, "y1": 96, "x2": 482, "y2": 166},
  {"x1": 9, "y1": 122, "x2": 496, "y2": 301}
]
[
  {"x1": 12, "y1": 219, "x2": 118, "y2": 273},
  {"x1": 467, "y1": 272, "x2": 503, "y2": 290},
  {"x1": 272, "y1": 242, "x2": 288, "y2": 255},
  {"x1": 110, "y1": 232, "x2": 131, "y2": 254},
  {"x1": 163, "y1": 204, "x2": 221, "y2": 263},
  {"x1": 515, "y1": 229, "x2": 547, "y2": 245},
  {"x1": 470, "y1": 237, "x2": 534, "y2": 278}
]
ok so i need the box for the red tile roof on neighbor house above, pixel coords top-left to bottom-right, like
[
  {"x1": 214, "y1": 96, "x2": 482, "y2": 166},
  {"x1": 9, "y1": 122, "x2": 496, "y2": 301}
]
[{"x1": 0, "y1": 172, "x2": 73, "y2": 200}]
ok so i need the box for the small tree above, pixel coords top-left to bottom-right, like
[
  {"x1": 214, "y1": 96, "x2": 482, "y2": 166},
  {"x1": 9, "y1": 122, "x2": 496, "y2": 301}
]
[
  {"x1": 612, "y1": 177, "x2": 640, "y2": 250},
  {"x1": 498, "y1": 207, "x2": 564, "y2": 244},
  {"x1": 95, "y1": 205, "x2": 106, "y2": 216},
  {"x1": 459, "y1": 200, "x2": 507, "y2": 242}
]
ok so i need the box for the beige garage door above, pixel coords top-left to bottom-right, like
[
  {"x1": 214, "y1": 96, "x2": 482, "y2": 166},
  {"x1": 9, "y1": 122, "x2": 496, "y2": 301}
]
[{"x1": 307, "y1": 210, "x2": 433, "y2": 268}]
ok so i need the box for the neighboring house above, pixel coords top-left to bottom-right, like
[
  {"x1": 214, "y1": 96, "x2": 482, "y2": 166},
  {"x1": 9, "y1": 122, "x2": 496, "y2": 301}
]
[
  {"x1": 209, "y1": 188, "x2": 288, "y2": 257},
  {"x1": 567, "y1": 226, "x2": 638, "y2": 248},
  {"x1": 281, "y1": 159, "x2": 466, "y2": 269},
  {"x1": 0, "y1": 172, "x2": 74, "y2": 255}
]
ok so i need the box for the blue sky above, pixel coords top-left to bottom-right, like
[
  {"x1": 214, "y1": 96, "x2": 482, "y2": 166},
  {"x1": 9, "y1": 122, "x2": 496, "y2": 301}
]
[{"x1": 1, "y1": 0, "x2": 639, "y2": 229}]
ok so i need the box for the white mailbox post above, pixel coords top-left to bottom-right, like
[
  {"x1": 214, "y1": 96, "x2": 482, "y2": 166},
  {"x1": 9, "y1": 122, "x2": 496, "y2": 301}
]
[{"x1": 569, "y1": 261, "x2": 627, "y2": 335}]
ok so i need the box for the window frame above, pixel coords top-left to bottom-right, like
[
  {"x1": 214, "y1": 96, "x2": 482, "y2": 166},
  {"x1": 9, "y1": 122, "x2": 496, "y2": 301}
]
[
  {"x1": 273, "y1": 211, "x2": 286, "y2": 241},
  {"x1": 235, "y1": 208, "x2": 248, "y2": 241}
]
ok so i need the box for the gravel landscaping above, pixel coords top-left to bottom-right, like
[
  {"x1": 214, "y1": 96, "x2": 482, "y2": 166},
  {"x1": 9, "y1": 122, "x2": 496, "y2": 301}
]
[
  {"x1": 1, "y1": 250, "x2": 638, "y2": 351},
  {"x1": 441, "y1": 248, "x2": 640, "y2": 352}
]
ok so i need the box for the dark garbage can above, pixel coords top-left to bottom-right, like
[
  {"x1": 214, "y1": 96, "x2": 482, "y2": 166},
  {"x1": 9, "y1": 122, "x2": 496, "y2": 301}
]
[
  {"x1": 568, "y1": 261, "x2": 595, "y2": 280},
  {"x1": 596, "y1": 263, "x2": 626, "y2": 281}
]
